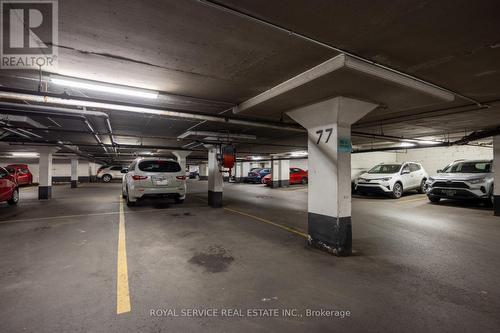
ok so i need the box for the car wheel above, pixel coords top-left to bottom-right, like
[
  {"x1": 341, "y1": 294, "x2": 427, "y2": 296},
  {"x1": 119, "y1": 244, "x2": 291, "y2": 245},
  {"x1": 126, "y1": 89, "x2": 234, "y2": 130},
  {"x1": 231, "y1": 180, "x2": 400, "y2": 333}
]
[
  {"x1": 301, "y1": 177, "x2": 308, "y2": 185},
  {"x1": 391, "y1": 182, "x2": 403, "y2": 199},
  {"x1": 102, "y1": 174, "x2": 112, "y2": 183},
  {"x1": 418, "y1": 179, "x2": 426, "y2": 193},
  {"x1": 428, "y1": 196, "x2": 440, "y2": 203},
  {"x1": 8, "y1": 188, "x2": 19, "y2": 205}
]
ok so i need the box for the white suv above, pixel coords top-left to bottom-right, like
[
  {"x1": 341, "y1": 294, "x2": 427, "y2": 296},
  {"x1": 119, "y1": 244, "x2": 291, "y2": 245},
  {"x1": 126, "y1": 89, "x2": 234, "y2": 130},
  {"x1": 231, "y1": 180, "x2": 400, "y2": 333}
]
[
  {"x1": 356, "y1": 162, "x2": 429, "y2": 199},
  {"x1": 122, "y1": 158, "x2": 187, "y2": 206},
  {"x1": 97, "y1": 165, "x2": 126, "y2": 183}
]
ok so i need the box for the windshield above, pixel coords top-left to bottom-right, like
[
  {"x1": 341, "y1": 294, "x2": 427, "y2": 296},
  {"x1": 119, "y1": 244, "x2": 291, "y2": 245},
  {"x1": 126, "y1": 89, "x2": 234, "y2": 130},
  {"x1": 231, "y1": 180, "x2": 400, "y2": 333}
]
[
  {"x1": 442, "y1": 161, "x2": 491, "y2": 173},
  {"x1": 138, "y1": 160, "x2": 181, "y2": 173},
  {"x1": 368, "y1": 164, "x2": 402, "y2": 174}
]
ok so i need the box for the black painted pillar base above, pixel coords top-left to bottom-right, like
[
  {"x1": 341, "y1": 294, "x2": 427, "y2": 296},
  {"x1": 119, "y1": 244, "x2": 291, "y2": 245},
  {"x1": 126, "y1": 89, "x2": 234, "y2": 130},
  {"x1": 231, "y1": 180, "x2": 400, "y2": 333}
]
[
  {"x1": 199, "y1": 176, "x2": 208, "y2": 180},
  {"x1": 271, "y1": 180, "x2": 280, "y2": 188},
  {"x1": 279, "y1": 180, "x2": 289, "y2": 187},
  {"x1": 38, "y1": 186, "x2": 52, "y2": 200},
  {"x1": 71, "y1": 180, "x2": 78, "y2": 188},
  {"x1": 208, "y1": 190, "x2": 223, "y2": 208},
  {"x1": 494, "y1": 195, "x2": 500, "y2": 216},
  {"x1": 307, "y1": 212, "x2": 352, "y2": 256}
]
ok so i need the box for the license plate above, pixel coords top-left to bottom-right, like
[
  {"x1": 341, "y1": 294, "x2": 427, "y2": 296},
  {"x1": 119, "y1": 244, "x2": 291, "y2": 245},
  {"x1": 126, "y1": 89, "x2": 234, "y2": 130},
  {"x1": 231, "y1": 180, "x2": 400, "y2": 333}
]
[
  {"x1": 442, "y1": 189, "x2": 456, "y2": 196},
  {"x1": 154, "y1": 176, "x2": 168, "y2": 185}
]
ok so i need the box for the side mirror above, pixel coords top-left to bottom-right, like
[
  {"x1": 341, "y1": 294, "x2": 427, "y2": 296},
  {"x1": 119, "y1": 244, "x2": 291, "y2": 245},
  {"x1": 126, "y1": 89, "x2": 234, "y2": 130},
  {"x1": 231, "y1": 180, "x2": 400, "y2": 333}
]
[
  {"x1": 121, "y1": 169, "x2": 128, "y2": 174},
  {"x1": 402, "y1": 169, "x2": 410, "y2": 175},
  {"x1": 437, "y1": 169, "x2": 443, "y2": 173}
]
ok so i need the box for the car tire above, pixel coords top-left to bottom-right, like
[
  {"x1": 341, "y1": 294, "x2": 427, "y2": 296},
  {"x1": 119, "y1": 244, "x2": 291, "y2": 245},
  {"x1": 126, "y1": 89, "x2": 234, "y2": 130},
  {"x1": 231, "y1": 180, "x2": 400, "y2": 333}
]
[
  {"x1": 417, "y1": 179, "x2": 426, "y2": 193},
  {"x1": 8, "y1": 188, "x2": 19, "y2": 205},
  {"x1": 102, "y1": 174, "x2": 112, "y2": 183},
  {"x1": 391, "y1": 182, "x2": 403, "y2": 199},
  {"x1": 428, "y1": 196, "x2": 441, "y2": 203},
  {"x1": 301, "y1": 177, "x2": 308, "y2": 185}
]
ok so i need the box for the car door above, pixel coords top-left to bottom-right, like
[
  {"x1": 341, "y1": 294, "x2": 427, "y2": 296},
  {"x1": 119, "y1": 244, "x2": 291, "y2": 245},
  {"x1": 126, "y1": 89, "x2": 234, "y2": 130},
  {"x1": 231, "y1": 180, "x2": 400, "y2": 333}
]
[
  {"x1": 110, "y1": 166, "x2": 123, "y2": 178},
  {"x1": 410, "y1": 163, "x2": 424, "y2": 188},
  {"x1": 0, "y1": 167, "x2": 12, "y2": 201},
  {"x1": 18, "y1": 168, "x2": 29, "y2": 185},
  {"x1": 399, "y1": 164, "x2": 412, "y2": 190},
  {"x1": 289, "y1": 168, "x2": 300, "y2": 184}
]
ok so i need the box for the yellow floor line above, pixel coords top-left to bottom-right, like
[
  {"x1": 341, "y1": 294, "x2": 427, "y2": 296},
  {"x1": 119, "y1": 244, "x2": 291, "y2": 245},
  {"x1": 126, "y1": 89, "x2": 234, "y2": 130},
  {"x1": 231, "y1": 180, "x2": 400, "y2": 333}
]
[
  {"x1": 223, "y1": 207, "x2": 308, "y2": 238},
  {"x1": 398, "y1": 196, "x2": 428, "y2": 203},
  {"x1": 116, "y1": 197, "x2": 131, "y2": 314}
]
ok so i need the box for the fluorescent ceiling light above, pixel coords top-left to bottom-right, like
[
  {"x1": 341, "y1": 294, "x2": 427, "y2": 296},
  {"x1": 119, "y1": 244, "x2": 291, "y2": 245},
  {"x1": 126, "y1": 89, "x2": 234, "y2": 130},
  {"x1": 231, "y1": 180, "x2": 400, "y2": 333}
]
[
  {"x1": 50, "y1": 77, "x2": 159, "y2": 99},
  {"x1": 251, "y1": 156, "x2": 263, "y2": 160},
  {"x1": 418, "y1": 140, "x2": 441, "y2": 145},
  {"x1": 290, "y1": 151, "x2": 308, "y2": 157},
  {"x1": 400, "y1": 142, "x2": 416, "y2": 147},
  {"x1": 10, "y1": 152, "x2": 39, "y2": 157}
]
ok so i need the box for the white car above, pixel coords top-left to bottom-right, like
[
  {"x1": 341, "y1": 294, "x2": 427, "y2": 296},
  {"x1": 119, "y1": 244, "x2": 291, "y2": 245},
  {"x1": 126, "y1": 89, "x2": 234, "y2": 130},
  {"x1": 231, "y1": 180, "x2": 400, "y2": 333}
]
[
  {"x1": 356, "y1": 162, "x2": 429, "y2": 199},
  {"x1": 97, "y1": 165, "x2": 126, "y2": 183},
  {"x1": 122, "y1": 157, "x2": 187, "y2": 206}
]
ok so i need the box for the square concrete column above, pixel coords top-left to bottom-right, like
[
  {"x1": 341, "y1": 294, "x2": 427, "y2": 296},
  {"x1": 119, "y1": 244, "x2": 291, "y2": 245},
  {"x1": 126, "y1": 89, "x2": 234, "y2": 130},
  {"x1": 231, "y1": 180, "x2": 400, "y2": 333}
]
[
  {"x1": 242, "y1": 162, "x2": 250, "y2": 181},
  {"x1": 38, "y1": 148, "x2": 57, "y2": 199},
  {"x1": 288, "y1": 97, "x2": 377, "y2": 255},
  {"x1": 234, "y1": 162, "x2": 243, "y2": 182},
  {"x1": 199, "y1": 163, "x2": 208, "y2": 180},
  {"x1": 271, "y1": 157, "x2": 280, "y2": 188},
  {"x1": 173, "y1": 151, "x2": 191, "y2": 174},
  {"x1": 71, "y1": 158, "x2": 79, "y2": 188},
  {"x1": 494, "y1": 136, "x2": 500, "y2": 216},
  {"x1": 208, "y1": 147, "x2": 223, "y2": 208},
  {"x1": 279, "y1": 159, "x2": 290, "y2": 187}
]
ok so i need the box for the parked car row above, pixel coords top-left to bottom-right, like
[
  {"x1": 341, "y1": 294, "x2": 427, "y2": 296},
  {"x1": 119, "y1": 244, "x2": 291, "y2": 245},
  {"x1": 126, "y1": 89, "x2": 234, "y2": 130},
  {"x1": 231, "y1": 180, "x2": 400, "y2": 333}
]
[{"x1": 354, "y1": 159, "x2": 494, "y2": 205}]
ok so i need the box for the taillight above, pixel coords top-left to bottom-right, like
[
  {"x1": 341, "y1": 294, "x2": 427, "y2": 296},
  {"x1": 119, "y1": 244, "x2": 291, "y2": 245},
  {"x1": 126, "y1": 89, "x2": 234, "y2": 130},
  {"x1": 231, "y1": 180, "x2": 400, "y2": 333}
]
[
  {"x1": 132, "y1": 175, "x2": 148, "y2": 180},
  {"x1": 176, "y1": 175, "x2": 186, "y2": 180}
]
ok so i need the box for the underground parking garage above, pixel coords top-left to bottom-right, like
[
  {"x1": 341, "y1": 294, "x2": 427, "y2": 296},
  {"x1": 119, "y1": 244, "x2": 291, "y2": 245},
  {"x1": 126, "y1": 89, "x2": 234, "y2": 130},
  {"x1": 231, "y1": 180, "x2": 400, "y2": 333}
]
[{"x1": 1, "y1": 0, "x2": 500, "y2": 332}]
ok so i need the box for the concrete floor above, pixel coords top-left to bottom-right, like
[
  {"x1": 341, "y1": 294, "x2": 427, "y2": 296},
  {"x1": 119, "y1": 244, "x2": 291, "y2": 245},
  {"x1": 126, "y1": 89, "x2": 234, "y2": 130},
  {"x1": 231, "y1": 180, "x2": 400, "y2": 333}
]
[{"x1": 0, "y1": 180, "x2": 499, "y2": 332}]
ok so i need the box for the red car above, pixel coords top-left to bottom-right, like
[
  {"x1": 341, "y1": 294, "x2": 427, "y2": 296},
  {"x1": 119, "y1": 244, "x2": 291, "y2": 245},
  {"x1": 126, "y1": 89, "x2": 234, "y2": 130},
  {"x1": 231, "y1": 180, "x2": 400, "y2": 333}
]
[
  {"x1": 262, "y1": 167, "x2": 308, "y2": 186},
  {"x1": 6, "y1": 164, "x2": 33, "y2": 185},
  {"x1": 0, "y1": 166, "x2": 19, "y2": 205}
]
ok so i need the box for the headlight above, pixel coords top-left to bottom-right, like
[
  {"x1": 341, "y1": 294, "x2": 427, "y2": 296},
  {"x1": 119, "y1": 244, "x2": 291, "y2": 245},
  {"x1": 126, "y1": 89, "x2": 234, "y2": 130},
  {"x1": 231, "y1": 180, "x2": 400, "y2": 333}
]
[
  {"x1": 358, "y1": 178, "x2": 366, "y2": 182},
  {"x1": 428, "y1": 177, "x2": 434, "y2": 182},
  {"x1": 381, "y1": 177, "x2": 392, "y2": 181},
  {"x1": 468, "y1": 177, "x2": 486, "y2": 184}
]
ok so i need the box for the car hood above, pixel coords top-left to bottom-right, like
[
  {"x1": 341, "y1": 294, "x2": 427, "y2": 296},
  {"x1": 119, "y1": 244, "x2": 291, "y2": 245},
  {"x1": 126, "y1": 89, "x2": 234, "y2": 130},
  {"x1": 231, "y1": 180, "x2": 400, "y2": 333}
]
[
  {"x1": 358, "y1": 172, "x2": 396, "y2": 180},
  {"x1": 430, "y1": 172, "x2": 492, "y2": 181}
]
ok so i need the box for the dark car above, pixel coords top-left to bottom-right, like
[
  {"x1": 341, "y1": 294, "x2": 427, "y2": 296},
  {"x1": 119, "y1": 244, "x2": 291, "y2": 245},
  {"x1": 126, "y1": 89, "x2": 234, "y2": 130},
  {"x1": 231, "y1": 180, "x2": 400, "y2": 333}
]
[
  {"x1": 6, "y1": 164, "x2": 33, "y2": 185},
  {"x1": 245, "y1": 168, "x2": 271, "y2": 184}
]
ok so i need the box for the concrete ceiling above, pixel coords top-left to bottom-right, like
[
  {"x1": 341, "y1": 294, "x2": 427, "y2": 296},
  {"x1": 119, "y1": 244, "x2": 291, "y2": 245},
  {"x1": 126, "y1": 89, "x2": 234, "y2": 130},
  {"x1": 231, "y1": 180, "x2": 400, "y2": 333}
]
[{"x1": 1, "y1": 0, "x2": 499, "y2": 162}]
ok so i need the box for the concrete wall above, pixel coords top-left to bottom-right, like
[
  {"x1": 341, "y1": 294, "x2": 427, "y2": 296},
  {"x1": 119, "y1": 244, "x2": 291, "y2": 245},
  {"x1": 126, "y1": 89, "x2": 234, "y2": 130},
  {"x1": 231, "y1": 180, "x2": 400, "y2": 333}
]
[
  {"x1": 0, "y1": 158, "x2": 102, "y2": 183},
  {"x1": 395, "y1": 145, "x2": 493, "y2": 176}
]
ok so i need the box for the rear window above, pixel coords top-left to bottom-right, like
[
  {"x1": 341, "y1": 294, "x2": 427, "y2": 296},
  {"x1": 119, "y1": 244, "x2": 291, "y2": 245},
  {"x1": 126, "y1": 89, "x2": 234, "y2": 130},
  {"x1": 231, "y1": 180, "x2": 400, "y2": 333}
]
[{"x1": 138, "y1": 160, "x2": 181, "y2": 173}]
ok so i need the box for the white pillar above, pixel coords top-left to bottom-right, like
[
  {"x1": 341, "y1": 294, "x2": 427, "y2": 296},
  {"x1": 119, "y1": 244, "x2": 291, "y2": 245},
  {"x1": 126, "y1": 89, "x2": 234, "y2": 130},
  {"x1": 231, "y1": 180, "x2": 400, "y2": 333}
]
[
  {"x1": 279, "y1": 159, "x2": 290, "y2": 187},
  {"x1": 199, "y1": 163, "x2": 208, "y2": 180},
  {"x1": 173, "y1": 151, "x2": 191, "y2": 174},
  {"x1": 287, "y1": 97, "x2": 377, "y2": 255},
  {"x1": 242, "y1": 162, "x2": 251, "y2": 182},
  {"x1": 207, "y1": 147, "x2": 223, "y2": 207},
  {"x1": 71, "y1": 158, "x2": 79, "y2": 188},
  {"x1": 38, "y1": 148, "x2": 57, "y2": 199},
  {"x1": 494, "y1": 136, "x2": 500, "y2": 216},
  {"x1": 234, "y1": 162, "x2": 243, "y2": 182}
]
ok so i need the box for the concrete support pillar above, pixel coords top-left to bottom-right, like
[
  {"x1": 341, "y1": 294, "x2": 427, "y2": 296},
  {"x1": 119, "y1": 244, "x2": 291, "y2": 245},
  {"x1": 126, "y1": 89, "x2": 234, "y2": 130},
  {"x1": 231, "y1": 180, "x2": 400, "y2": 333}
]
[
  {"x1": 494, "y1": 136, "x2": 500, "y2": 216},
  {"x1": 242, "y1": 162, "x2": 250, "y2": 182},
  {"x1": 173, "y1": 151, "x2": 191, "y2": 174},
  {"x1": 71, "y1": 158, "x2": 79, "y2": 188},
  {"x1": 207, "y1": 147, "x2": 223, "y2": 208},
  {"x1": 199, "y1": 163, "x2": 208, "y2": 180},
  {"x1": 271, "y1": 157, "x2": 289, "y2": 188},
  {"x1": 38, "y1": 148, "x2": 57, "y2": 199},
  {"x1": 235, "y1": 162, "x2": 243, "y2": 182},
  {"x1": 288, "y1": 97, "x2": 377, "y2": 255}
]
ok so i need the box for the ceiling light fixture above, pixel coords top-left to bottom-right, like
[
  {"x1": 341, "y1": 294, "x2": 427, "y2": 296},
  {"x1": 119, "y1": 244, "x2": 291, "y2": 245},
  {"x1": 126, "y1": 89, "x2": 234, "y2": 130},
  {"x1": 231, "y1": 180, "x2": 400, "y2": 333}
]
[
  {"x1": 400, "y1": 142, "x2": 416, "y2": 147},
  {"x1": 290, "y1": 151, "x2": 308, "y2": 157},
  {"x1": 50, "y1": 77, "x2": 159, "y2": 99},
  {"x1": 10, "y1": 152, "x2": 39, "y2": 157}
]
